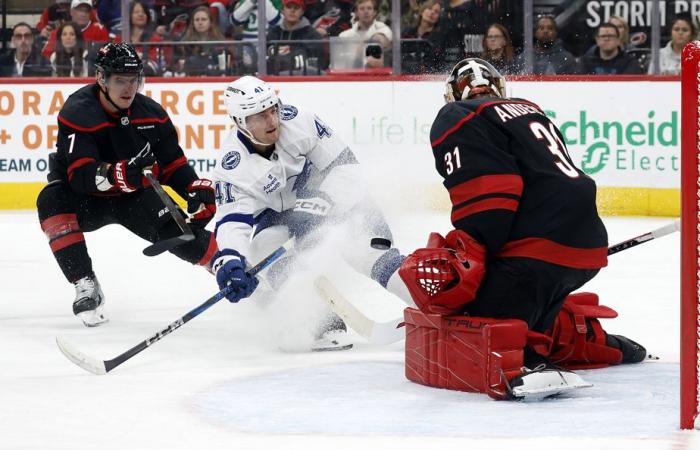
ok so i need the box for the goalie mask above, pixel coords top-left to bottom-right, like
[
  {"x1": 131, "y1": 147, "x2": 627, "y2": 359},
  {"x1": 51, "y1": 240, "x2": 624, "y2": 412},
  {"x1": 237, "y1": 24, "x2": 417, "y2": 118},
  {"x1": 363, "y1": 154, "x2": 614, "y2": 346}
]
[
  {"x1": 224, "y1": 76, "x2": 281, "y2": 145},
  {"x1": 444, "y1": 58, "x2": 506, "y2": 103}
]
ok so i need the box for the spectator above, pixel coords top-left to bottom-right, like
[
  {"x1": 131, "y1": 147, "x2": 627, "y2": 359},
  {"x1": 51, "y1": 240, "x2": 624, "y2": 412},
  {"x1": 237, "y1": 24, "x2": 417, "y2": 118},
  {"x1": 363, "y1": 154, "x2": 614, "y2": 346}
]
[
  {"x1": 50, "y1": 22, "x2": 88, "y2": 76},
  {"x1": 401, "y1": 0, "x2": 441, "y2": 74},
  {"x1": 267, "y1": 0, "x2": 325, "y2": 75},
  {"x1": 653, "y1": 16, "x2": 696, "y2": 75},
  {"x1": 42, "y1": 0, "x2": 109, "y2": 59},
  {"x1": 480, "y1": 23, "x2": 520, "y2": 75},
  {"x1": 427, "y1": 0, "x2": 489, "y2": 72},
  {"x1": 609, "y1": 15, "x2": 630, "y2": 51},
  {"x1": 0, "y1": 23, "x2": 52, "y2": 77},
  {"x1": 305, "y1": 0, "x2": 353, "y2": 37},
  {"x1": 37, "y1": 0, "x2": 70, "y2": 40},
  {"x1": 207, "y1": 0, "x2": 232, "y2": 34},
  {"x1": 115, "y1": 1, "x2": 167, "y2": 76},
  {"x1": 339, "y1": 0, "x2": 392, "y2": 69},
  {"x1": 97, "y1": 0, "x2": 155, "y2": 37},
  {"x1": 153, "y1": 0, "x2": 208, "y2": 40},
  {"x1": 578, "y1": 22, "x2": 642, "y2": 75},
  {"x1": 172, "y1": 5, "x2": 227, "y2": 76},
  {"x1": 230, "y1": 0, "x2": 282, "y2": 40},
  {"x1": 516, "y1": 15, "x2": 576, "y2": 75}
]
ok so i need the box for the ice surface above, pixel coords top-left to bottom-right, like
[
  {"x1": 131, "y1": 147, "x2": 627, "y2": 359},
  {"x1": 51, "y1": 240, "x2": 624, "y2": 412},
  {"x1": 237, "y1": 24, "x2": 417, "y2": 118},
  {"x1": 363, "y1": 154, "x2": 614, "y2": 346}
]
[{"x1": 2, "y1": 211, "x2": 699, "y2": 450}]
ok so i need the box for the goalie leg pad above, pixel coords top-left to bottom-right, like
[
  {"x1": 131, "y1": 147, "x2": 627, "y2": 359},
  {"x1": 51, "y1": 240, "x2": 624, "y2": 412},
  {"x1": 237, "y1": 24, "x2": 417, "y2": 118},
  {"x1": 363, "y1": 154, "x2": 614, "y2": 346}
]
[
  {"x1": 403, "y1": 308, "x2": 527, "y2": 399},
  {"x1": 547, "y1": 292, "x2": 623, "y2": 369}
]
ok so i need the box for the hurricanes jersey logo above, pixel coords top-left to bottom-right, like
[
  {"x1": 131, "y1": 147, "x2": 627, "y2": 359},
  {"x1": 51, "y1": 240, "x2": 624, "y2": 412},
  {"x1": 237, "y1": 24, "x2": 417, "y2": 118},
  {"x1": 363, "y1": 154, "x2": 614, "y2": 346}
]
[{"x1": 581, "y1": 142, "x2": 610, "y2": 175}]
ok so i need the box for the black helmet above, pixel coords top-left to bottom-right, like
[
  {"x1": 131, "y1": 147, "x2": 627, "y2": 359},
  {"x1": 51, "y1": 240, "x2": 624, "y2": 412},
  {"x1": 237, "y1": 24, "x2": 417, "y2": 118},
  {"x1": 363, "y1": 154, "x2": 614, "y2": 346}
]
[
  {"x1": 444, "y1": 58, "x2": 506, "y2": 103},
  {"x1": 94, "y1": 42, "x2": 143, "y2": 76}
]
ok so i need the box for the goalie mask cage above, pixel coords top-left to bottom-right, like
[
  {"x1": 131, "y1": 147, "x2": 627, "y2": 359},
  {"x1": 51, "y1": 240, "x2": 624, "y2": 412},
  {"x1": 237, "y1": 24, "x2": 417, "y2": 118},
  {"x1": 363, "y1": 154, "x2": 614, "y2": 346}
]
[{"x1": 681, "y1": 40, "x2": 700, "y2": 430}]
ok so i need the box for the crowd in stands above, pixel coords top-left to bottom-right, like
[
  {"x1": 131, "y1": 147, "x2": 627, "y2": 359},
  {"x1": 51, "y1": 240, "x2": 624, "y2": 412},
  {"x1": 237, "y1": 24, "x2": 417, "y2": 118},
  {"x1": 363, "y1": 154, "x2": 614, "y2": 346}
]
[{"x1": 0, "y1": 0, "x2": 696, "y2": 77}]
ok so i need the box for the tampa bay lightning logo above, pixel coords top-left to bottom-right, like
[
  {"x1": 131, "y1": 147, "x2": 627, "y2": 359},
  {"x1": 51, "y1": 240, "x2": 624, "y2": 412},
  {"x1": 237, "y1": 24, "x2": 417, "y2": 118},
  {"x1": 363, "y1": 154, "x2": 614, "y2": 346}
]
[
  {"x1": 222, "y1": 151, "x2": 241, "y2": 170},
  {"x1": 280, "y1": 105, "x2": 298, "y2": 121}
]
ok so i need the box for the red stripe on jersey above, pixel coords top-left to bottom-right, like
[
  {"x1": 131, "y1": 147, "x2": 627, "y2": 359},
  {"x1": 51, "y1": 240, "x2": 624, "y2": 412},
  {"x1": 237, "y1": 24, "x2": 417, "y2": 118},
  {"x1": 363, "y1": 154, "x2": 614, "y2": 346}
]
[
  {"x1": 49, "y1": 232, "x2": 85, "y2": 252},
  {"x1": 160, "y1": 155, "x2": 188, "y2": 183},
  {"x1": 197, "y1": 234, "x2": 219, "y2": 267},
  {"x1": 41, "y1": 214, "x2": 80, "y2": 238},
  {"x1": 131, "y1": 117, "x2": 170, "y2": 124},
  {"x1": 451, "y1": 197, "x2": 519, "y2": 223},
  {"x1": 431, "y1": 99, "x2": 544, "y2": 147},
  {"x1": 497, "y1": 238, "x2": 608, "y2": 269},
  {"x1": 67, "y1": 157, "x2": 97, "y2": 180},
  {"x1": 58, "y1": 115, "x2": 115, "y2": 132},
  {"x1": 448, "y1": 174, "x2": 523, "y2": 206}
]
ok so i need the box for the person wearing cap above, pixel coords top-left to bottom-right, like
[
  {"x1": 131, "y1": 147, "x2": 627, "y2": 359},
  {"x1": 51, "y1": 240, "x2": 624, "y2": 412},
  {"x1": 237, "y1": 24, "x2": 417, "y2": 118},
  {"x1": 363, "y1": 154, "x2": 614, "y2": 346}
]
[
  {"x1": 267, "y1": 0, "x2": 325, "y2": 74},
  {"x1": 41, "y1": 0, "x2": 109, "y2": 59}
]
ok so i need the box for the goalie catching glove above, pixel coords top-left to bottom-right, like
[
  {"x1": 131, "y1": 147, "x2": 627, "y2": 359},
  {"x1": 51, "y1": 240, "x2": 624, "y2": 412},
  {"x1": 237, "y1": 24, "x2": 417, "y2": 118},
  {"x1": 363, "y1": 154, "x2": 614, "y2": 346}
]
[
  {"x1": 213, "y1": 250, "x2": 259, "y2": 303},
  {"x1": 399, "y1": 229, "x2": 486, "y2": 315}
]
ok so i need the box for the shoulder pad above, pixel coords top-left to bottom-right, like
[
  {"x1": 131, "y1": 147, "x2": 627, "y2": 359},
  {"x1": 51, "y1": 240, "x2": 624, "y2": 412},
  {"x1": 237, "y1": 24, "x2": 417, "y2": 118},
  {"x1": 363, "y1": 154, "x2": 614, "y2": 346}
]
[
  {"x1": 130, "y1": 94, "x2": 169, "y2": 121},
  {"x1": 58, "y1": 85, "x2": 110, "y2": 130}
]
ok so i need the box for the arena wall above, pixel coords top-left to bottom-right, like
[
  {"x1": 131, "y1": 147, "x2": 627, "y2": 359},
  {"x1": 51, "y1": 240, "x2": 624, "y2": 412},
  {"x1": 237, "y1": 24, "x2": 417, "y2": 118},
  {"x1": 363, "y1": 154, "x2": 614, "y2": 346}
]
[{"x1": 0, "y1": 76, "x2": 680, "y2": 216}]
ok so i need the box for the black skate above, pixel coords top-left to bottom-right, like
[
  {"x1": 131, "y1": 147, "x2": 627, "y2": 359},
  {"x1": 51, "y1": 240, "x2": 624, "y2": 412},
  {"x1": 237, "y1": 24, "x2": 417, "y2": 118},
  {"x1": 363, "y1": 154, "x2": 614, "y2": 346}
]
[{"x1": 606, "y1": 334, "x2": 647, "y2": 363}]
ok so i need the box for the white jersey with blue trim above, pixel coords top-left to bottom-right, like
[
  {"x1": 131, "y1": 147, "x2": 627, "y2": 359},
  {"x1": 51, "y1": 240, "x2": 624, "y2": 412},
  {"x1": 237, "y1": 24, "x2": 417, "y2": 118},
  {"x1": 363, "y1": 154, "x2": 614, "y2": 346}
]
[{"x1": 212, "y1": 104, "x2": 361, "y2": 261}]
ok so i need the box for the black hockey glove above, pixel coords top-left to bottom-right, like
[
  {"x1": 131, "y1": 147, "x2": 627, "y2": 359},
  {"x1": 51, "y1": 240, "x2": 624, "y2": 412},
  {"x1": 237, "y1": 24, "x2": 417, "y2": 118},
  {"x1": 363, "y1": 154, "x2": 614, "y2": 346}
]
[
  {"x1": 109, "y1": 154, "x2": 160, "y2": 193},
  {"x1": 187, "y1": 179, "x2": 216, "y2": 227},
  {"x1": 286, "y1": 189, "x2": 333, "y2": 240}
]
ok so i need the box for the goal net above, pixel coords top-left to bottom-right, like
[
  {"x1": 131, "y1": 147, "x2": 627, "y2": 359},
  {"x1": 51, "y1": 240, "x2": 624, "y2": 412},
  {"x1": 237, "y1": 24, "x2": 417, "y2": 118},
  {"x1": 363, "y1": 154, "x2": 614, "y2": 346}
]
[{"x1": 681, "y1": 40, "x2": 700, "y2": 430}]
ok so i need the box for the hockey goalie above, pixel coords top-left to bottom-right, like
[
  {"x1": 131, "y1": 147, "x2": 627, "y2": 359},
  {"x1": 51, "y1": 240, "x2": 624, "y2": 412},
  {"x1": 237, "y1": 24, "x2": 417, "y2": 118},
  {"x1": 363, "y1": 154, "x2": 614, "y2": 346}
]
[{"x1": 398, "y1": 58, "x2": 647, "y2": 400}]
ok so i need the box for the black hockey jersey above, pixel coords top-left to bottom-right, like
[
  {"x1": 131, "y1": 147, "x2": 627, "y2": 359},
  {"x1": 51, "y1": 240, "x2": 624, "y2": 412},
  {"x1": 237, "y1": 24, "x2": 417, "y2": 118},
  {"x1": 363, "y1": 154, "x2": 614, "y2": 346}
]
[
  {"x1": 53, "y1": 83, "x2": 198, "y2": 197},
  {"x1": 430, "y1": 97, "x2": 608, "y2": 269}
]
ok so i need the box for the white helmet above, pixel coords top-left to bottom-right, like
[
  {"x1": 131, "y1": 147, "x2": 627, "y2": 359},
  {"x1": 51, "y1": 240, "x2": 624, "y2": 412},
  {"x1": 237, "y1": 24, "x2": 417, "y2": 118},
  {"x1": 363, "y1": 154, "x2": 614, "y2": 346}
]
[
  {"x1": 444, "y1": 58, "x2": 506, "y2": 103},
  {"x1": 224, "y1": 76, "x2": 280, "y2": 141}
]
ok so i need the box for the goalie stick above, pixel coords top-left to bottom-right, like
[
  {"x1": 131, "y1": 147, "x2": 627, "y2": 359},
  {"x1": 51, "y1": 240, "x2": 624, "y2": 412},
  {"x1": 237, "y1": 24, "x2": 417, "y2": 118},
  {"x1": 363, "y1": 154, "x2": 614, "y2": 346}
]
[
  {"x1": 141, "y1": 169, "x2": 195, "y2": 257},
  {"x1": 56, "y1": 238, "x2": 295, "y2": 375},
  {"x1": 317, "y1": 220, "x2": 682, "y2": 346}
]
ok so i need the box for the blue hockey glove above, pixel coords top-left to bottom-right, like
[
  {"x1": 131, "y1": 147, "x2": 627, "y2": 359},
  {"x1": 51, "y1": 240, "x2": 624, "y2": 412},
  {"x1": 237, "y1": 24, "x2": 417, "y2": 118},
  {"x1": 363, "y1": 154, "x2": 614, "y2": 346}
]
[
  {"x1": 287, "y1": 190, "x2": 333, "y2": 239},
  {"x1": 213, "y1": 251, "x2": 259, "y2": 303}
]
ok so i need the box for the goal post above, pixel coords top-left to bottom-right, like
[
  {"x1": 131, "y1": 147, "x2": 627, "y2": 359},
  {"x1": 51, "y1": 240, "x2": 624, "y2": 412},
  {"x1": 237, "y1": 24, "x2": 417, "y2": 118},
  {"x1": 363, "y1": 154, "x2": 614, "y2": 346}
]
[{"x1": 680, "y1": 40, "x2": 700, "y2": 430}]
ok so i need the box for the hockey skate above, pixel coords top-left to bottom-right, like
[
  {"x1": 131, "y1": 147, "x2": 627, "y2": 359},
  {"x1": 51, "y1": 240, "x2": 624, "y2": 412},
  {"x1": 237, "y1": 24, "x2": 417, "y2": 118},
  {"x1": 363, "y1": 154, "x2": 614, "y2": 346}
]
[
  {"x1": 312, "y1": 314, "x2": 353, "y2": 352},
  {"x1": 506, "y1": 363, "x2": 592, "y2": 401},
  {"x1": 606, "y1": 334, "x2": 648, "y2": 363},
  {"x1": 72, "y1": 276, "x2": 108, "y2": 327}
]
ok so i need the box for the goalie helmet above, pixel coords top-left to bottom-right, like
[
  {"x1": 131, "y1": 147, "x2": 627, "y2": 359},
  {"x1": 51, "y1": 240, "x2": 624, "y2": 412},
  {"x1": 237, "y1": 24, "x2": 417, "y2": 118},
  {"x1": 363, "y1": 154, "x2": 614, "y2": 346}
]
[
  {"x1": 444, "y1": 58, "x2": 506, "y2": 103},
  {"x1": 224, "y1": 76, "x2": 280, "y2": 141}
]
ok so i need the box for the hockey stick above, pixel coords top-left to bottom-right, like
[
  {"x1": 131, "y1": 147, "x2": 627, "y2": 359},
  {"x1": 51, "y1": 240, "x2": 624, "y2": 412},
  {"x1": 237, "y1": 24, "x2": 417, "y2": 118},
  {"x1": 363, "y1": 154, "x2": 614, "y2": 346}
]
[
  {"x1": 317, "y1": 220, "x2": 682, "y2": 346},
  {"x1": 141, "y1": 169, "x2": 195, "y2": 257},
  {"x1": 56, "y1": 238, "x2": 295, "y2": 375},
  {"x1": 607, "y1": 219, "x2": 680, "y2": 255},
  {"x1": 314, "y1": 275, "x2": 404, "y2": 345}
]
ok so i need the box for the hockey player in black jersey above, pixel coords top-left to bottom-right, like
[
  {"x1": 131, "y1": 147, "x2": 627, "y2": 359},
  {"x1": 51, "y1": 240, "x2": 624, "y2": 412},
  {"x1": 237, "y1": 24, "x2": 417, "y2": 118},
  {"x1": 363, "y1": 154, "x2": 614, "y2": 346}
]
[
  {"x1": 399, "y1": 58, "x2": 646, "y2": 398},
  {"x1": 36, "y1": 43, "x2": 217, "y2": 327}
]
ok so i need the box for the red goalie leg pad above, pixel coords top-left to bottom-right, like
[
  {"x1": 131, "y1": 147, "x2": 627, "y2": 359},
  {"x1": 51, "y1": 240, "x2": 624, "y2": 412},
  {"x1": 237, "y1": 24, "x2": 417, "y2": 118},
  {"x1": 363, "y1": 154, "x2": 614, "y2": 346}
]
[
  {"x1": 547, "y1": 292, "x2": 623, "y2": 369},
  {"x1": 403, "y1": 307, "x2": 528, "y2": 399}
]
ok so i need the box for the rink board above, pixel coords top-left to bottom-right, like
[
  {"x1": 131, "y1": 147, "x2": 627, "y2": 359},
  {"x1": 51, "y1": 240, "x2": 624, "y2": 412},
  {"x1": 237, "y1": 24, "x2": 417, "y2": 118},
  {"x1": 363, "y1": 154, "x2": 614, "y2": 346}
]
[{"x1": 0, "y1": 77, "x2": 680, "y2": 216}]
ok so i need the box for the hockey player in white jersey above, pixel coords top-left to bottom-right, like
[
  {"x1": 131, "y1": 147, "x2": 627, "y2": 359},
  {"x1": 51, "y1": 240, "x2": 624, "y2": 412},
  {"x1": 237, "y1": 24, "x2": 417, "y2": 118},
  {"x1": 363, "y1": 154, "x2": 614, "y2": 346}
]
[{"x1": 210, "y1": 76, "x2": 410, "y2": 350}]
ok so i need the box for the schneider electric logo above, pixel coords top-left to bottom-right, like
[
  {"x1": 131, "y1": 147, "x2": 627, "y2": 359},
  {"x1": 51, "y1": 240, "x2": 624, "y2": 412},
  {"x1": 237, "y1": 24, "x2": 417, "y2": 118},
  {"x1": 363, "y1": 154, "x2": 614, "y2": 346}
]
[{"x1": 546, "y1": 110, "x2": 679, "y2": 175}]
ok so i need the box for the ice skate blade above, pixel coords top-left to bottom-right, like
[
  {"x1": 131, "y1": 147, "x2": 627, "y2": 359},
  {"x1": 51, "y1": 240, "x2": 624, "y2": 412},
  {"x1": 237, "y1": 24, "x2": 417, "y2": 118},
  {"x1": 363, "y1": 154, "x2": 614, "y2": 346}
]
[{"x1": 76, "y1": 309, "x2": 109, "y2": 327}]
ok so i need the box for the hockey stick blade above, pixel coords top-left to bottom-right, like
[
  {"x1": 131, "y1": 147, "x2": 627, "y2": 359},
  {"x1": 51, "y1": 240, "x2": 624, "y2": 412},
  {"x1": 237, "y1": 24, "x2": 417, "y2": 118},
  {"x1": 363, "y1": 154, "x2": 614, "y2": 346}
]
[
  {"x1": 56, "y1": 238, "x2": 295, "y2": 375},
  {"x1": 608, "y1": 219, "x2": 680, "y2": 255},
  {"x1": 142, "y1": 170, "x2": 195, "y2": 257},
  {"x1": 56, "y1": 337, "x2": 107, "y2": 375},
  {"x1": 314, "y1": 275, "x2": 404, "y2": 345}
]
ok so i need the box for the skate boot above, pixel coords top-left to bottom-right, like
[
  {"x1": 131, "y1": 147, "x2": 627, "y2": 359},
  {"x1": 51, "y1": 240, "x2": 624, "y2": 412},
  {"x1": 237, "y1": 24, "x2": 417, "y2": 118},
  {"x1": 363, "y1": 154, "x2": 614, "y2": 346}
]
[
  {"x1": 506, "y1": 363, "x2": 593, "y2": 400},
  {"x1": 606, "y1": 334, "x2": 647, "y2": 363},
  {"x1": 312, "y1": 313, "x2": 353, "y2": 352},
  {"x1": 72, "y1": 275, "x2": 108, "y2": 327}
]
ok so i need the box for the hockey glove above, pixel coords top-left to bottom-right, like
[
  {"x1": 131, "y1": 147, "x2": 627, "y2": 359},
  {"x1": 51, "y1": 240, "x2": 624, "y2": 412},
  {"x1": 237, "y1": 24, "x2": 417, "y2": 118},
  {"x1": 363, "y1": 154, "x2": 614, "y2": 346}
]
[
  {"x1": 187, "y1": 179, "x2": 216, "y2": 227},
  {"x1": 213, "y1": 251, "x2": 259, "y2": 303},
  {"x1": 287, "y1": 190, "x2": 332, "y2": 240},
  {"x1": 109, "y1": 153, "x2": 160, "y2": 193}
]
